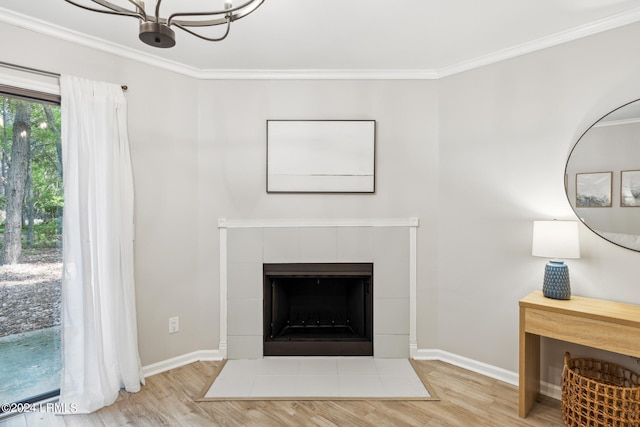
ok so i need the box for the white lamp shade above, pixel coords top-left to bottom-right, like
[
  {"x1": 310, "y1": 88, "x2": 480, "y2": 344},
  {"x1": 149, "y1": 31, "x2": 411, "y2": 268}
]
[{"x1": 532, "y1": 220, "x2": 580, "y2": 259}]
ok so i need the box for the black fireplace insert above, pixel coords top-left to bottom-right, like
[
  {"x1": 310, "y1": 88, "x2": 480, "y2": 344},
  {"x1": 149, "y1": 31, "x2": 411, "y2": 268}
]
[{"x1": 263, "y1": 263, "x2": 373, "y2": 356}]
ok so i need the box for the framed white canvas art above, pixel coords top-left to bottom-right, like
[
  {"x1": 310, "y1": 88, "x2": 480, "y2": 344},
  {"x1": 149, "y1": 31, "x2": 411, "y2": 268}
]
[{"x1": 266, "y1": 120, "x2": 376, "y2": 193}]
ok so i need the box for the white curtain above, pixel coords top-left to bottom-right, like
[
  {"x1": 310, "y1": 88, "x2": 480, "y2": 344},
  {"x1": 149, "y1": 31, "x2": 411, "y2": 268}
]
[{"x1": 59, "y1": 75, "x2": 144, "y2": 414}]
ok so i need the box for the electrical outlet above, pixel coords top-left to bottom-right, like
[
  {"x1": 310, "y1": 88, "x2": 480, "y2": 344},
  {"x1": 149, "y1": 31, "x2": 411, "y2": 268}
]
[{"x1": 169, "y1": 316, "x2": 179, "y2": 334}]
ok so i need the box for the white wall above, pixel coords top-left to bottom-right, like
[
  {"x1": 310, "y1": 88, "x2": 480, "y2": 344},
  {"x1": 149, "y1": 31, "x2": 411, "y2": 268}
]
[
  {"x1": 438, "y1": 21, "x2": 640, "y2": 381},
  {"x1": 3, "y1": 17, "x2": 640, "y2": 389}
]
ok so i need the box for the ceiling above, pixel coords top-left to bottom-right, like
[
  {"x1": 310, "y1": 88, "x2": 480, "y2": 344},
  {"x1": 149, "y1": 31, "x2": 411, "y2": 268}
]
[{"x1": 1, "y1": 0, "x2": 640, "y2": 79}]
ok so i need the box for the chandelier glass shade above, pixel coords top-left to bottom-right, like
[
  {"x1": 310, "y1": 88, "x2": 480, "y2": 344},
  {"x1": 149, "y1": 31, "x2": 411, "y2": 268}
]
[{"x1": 62, "y1": 0, "x2": 265, "y2": 48}]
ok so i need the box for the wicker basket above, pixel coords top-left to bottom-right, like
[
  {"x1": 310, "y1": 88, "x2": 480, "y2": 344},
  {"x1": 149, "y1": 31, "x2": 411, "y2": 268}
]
[{"x1": 562, "y1": 352, "x2": 640, "y2": 427}]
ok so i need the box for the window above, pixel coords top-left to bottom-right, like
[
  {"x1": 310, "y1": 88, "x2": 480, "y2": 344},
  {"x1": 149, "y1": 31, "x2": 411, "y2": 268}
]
[{"x1": 0, "y1": 86, "x2": 62, "y2": 413}]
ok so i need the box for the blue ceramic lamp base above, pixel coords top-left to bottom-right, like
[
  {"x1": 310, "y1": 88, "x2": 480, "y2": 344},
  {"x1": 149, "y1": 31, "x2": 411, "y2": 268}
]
[{"x1": 542, "y1": 260, "x2": 571, "y2": 300}]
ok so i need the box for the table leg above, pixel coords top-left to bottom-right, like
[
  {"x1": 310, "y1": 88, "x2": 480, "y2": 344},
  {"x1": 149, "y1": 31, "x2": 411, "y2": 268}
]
[{"x1": 519, "y1": 311, "x2": 540, "y2": 417}]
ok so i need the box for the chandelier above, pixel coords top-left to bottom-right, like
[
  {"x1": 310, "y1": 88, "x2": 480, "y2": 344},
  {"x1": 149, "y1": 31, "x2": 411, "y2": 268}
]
[{"x1": 62, "y1": 0, "x2": 265, "y2": 48}]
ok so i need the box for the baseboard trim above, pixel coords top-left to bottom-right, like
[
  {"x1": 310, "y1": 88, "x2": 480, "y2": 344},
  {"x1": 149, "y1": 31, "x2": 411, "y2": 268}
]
[
  {"x1": 413, "y1": 349, "x2": 561, "y2": 400},
  {"x1": 413, "y1": 349, "x2": 519, "y2": 386},
  {"x1": 142, "y1": 350, "x2": 224, "y2": 378}
]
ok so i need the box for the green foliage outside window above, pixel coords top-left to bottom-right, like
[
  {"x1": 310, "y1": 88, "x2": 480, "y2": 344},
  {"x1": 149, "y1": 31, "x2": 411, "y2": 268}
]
[{"x1": 1, "y1": 95, "x2": 62, "y2": 252}]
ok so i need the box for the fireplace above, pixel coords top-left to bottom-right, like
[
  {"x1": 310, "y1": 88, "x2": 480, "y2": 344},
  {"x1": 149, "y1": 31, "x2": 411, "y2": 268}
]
[{"x1": 263, "y1": 263, "x2": 373, "y2": 356}]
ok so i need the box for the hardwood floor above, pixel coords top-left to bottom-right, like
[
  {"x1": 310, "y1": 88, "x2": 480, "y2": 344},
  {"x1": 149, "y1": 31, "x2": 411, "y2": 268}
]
[{"x1": 1, "y1": 360, "x2": 563, "y2": 426}]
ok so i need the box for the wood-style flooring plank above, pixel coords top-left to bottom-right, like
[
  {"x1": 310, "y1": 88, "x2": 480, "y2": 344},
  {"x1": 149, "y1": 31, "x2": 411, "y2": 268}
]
[{"x1": 0, "y1": 360, "x2": 564, "y2": 426}]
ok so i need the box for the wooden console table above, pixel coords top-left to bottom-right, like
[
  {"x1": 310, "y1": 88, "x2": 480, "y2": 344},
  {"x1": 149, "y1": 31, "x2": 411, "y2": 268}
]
[{"x1": 519, "y1": 290, "x2": 640, "y2": 417}]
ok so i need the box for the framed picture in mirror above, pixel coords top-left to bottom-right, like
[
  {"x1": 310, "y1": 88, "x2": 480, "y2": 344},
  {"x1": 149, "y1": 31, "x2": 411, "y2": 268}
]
[
  {"x1": 576, "y1": 172, "x2": 612, "y2": 207},
  {"x1": 621, "y1": 170, "x2": 640, "y2": 207}
]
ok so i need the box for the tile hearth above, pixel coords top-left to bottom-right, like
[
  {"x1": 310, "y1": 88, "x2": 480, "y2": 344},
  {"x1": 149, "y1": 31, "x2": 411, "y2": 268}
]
[{"x1": 200, "y1": 357, "x2": 434, "y2": 400}]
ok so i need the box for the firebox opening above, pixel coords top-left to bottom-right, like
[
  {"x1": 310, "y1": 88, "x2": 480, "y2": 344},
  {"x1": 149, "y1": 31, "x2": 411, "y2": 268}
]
[{"x1": 263, "y1": 263, "x2": 373, "y2": 356}]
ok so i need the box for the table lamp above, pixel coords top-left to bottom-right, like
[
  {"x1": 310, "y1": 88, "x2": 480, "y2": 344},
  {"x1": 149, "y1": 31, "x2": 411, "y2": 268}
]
[{"x1": 531, "y1": 220, "x2": 580, "y2": 300}]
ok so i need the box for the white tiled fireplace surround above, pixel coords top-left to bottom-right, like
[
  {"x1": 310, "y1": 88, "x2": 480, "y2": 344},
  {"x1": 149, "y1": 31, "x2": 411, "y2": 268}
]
[{"x1": 218, "y1": 218, "x2": 418, "y2": 360}]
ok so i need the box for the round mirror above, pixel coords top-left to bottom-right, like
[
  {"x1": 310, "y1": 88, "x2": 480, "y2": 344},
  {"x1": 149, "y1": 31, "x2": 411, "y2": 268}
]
[{"x1": 565, "y1": 99, "x2": 640, "y2": 252}]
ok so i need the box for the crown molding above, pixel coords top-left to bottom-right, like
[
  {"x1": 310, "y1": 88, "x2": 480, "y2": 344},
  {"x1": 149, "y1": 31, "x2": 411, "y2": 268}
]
[
  {"x1": 438, "y1": 6, "x2": 640, "y2": 78},
  {"x1": 194, "y1": 69, "x2": 439, "y2": 80},
  {"x1": 0, "y1": 7, "x2": 203, "y2": 79},
  {"x1": 2, "y1": 6, "x2": 640, "y2": 81}
]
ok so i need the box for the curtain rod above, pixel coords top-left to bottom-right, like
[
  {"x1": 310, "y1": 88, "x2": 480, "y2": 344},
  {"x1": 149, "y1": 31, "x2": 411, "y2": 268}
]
[{"x1": 0, "y1": 60, "x2": 128, "y2": 91}]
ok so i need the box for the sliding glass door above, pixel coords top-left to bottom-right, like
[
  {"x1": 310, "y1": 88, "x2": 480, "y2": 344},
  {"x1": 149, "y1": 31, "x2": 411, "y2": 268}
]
[{"x1": 0, "y1": 89, "x2": 63, "y2": 411}]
